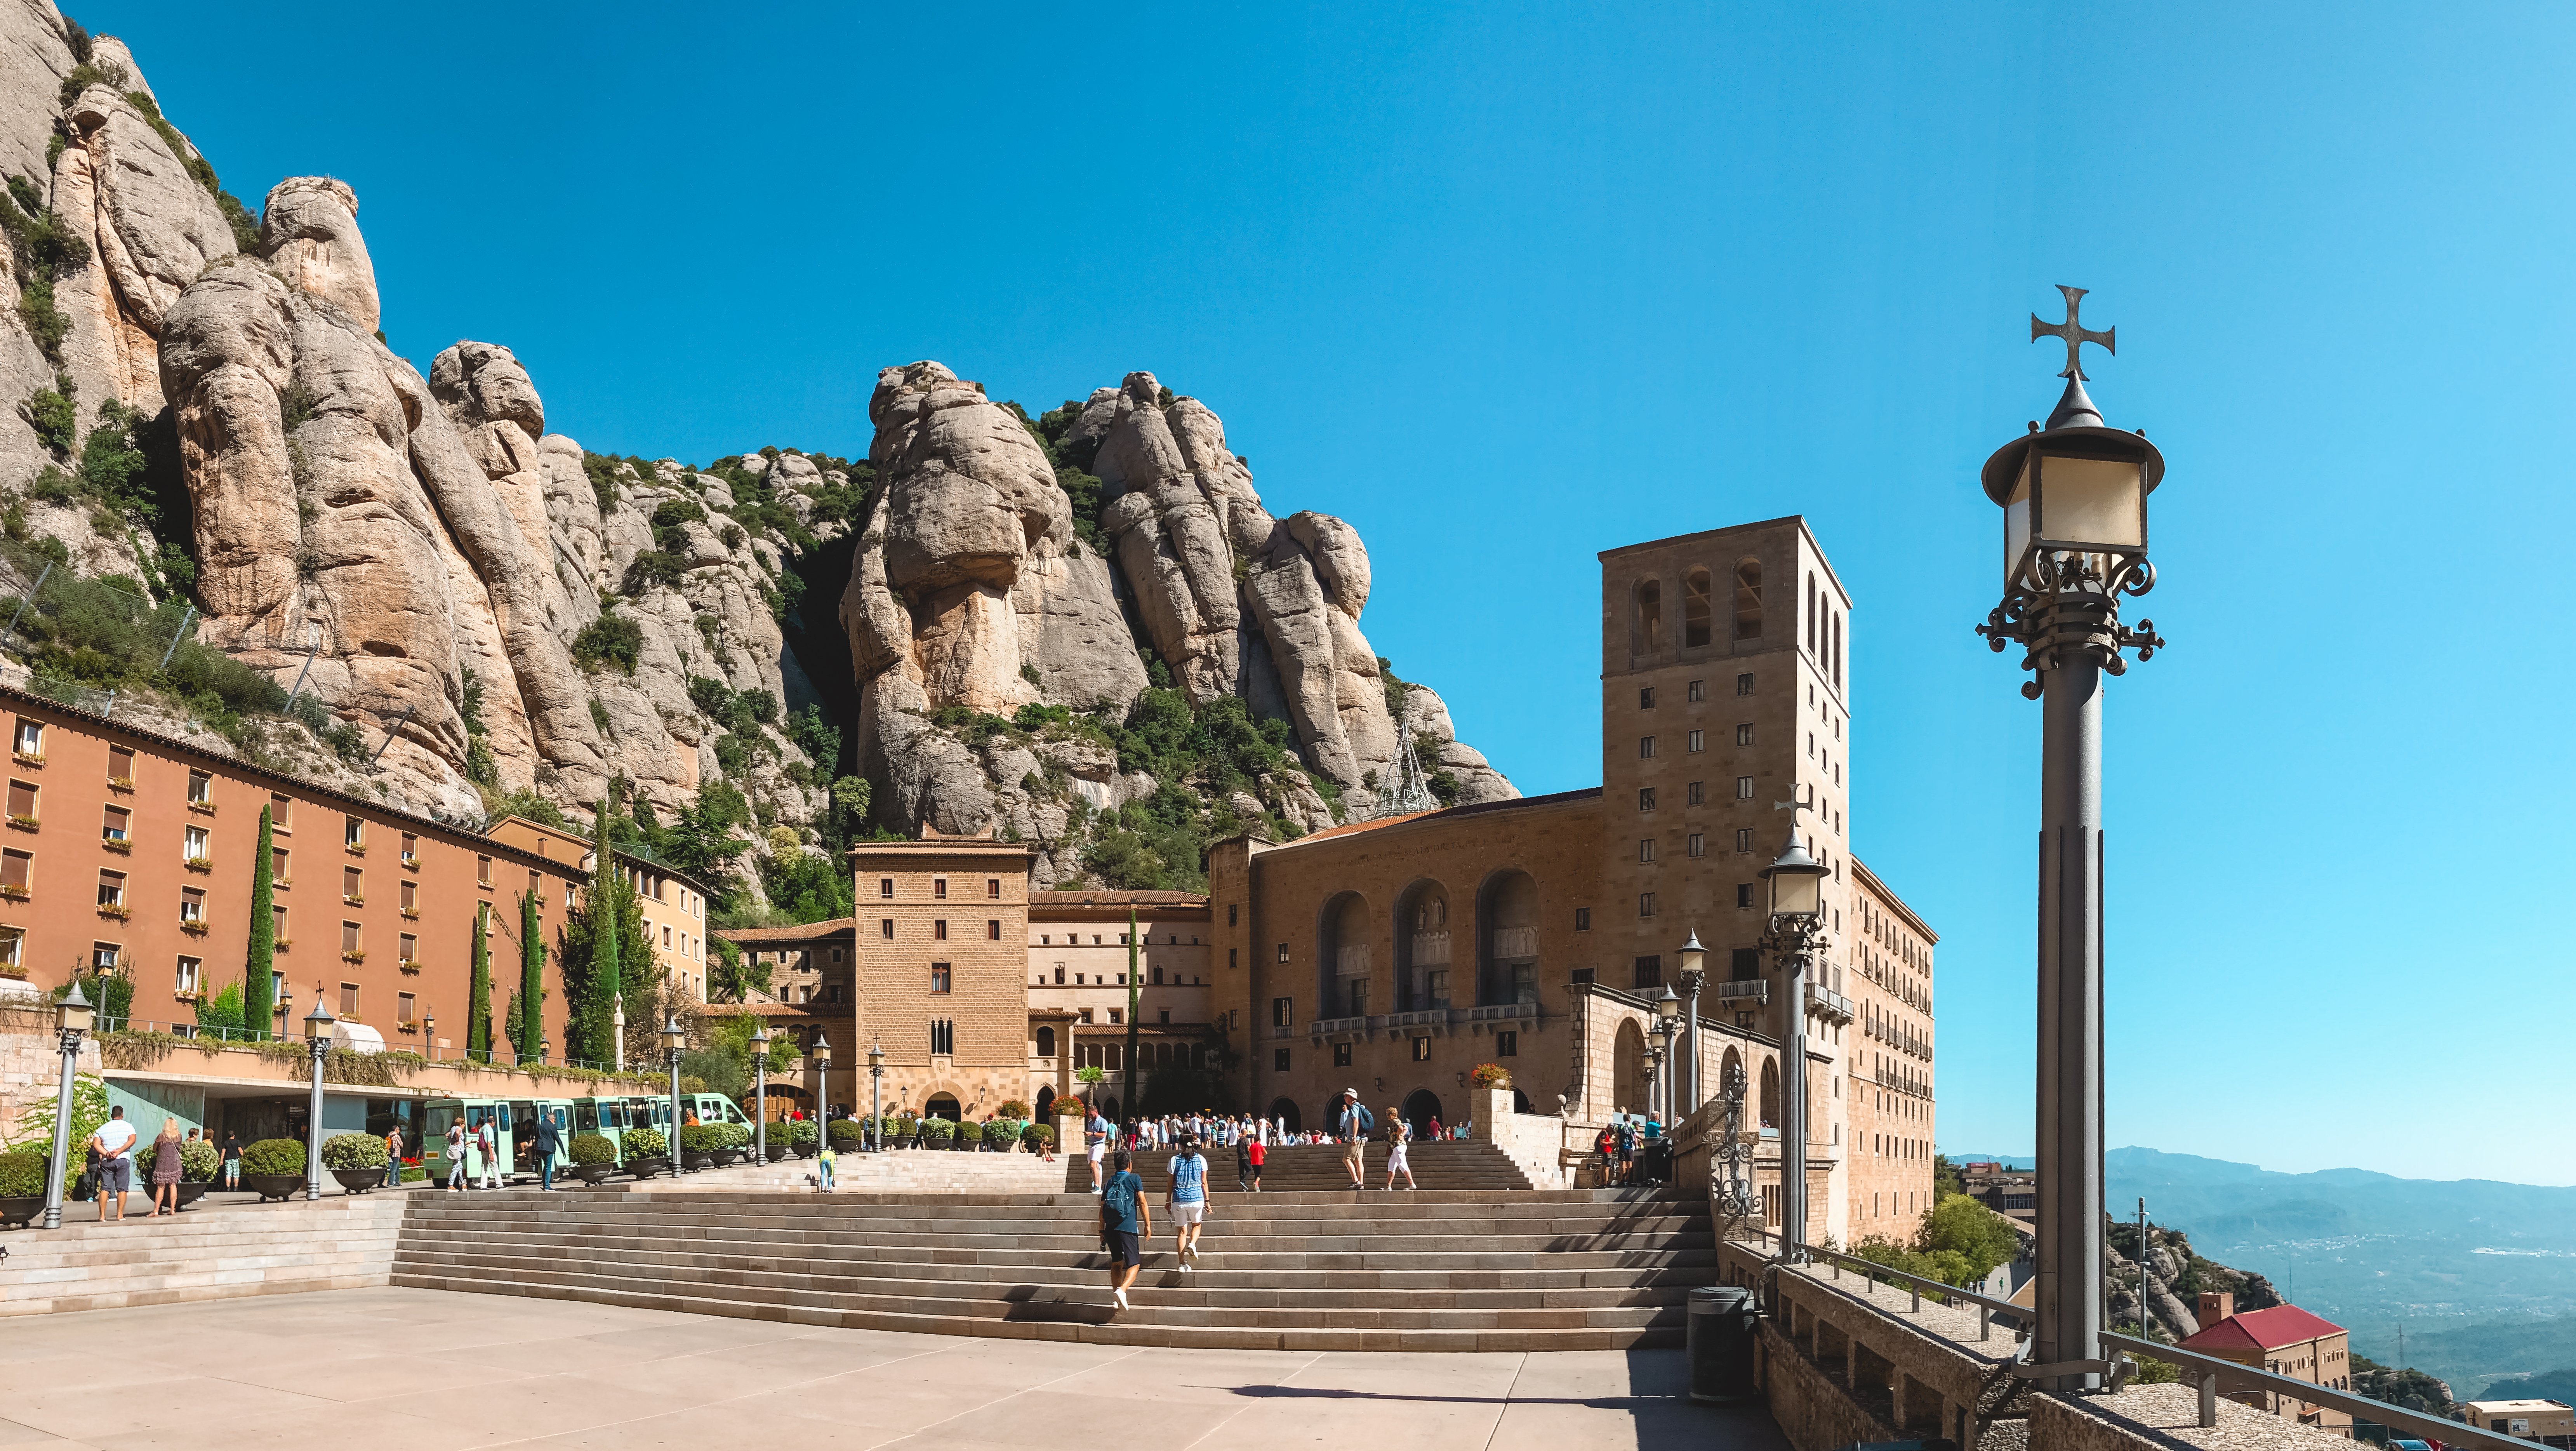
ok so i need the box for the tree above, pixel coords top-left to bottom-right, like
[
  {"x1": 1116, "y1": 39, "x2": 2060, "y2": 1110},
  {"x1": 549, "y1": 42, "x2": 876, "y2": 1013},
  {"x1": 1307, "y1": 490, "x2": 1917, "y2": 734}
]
[
  {"x1": 558, "y1": 839, "x2": 646, "y2": 1064},
  {"x1": 242, "y1": 805, "x2": 275, "y2": 1038},
  {"x1": 466, "y1": 903, "x2": 492, "y2": 1057},
  {"x1": 592, "y1": 802, "x2": 620, "y2": 1051},
  {"x1": 1933, "y1": 1151, "x2": 1964, "y2": 1200},
  {"x1": 516, "y1": 891, "x2": 543, "y2": 1061},
  {"x1": 1920, "y1": 1194, "x2": 2023, "y2": 1281}
]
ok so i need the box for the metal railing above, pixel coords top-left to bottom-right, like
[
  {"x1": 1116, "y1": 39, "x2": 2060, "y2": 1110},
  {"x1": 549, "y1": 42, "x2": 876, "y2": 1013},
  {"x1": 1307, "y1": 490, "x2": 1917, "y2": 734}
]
[
  {"x1": 1778, "y1": 1235, "x2": 2034, "y2": 1342},
  {"x1": 2099, "y1": 1330, "x2": 2524, "y2": 1449},
  {"x1": 1806, "y1": 984, "x2": 1854, "y2": 1021},
  {"x1": 94, "y1": 1016, "x2": 639, "y2": 1075},
  {"x1": 1715, "y1": 977, "x2": 1769, "y2": 1004}
]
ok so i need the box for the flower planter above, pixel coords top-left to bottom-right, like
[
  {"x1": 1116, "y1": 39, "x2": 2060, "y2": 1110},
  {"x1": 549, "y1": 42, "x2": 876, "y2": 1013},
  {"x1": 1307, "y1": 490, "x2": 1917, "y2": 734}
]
[
  {"x1": 243, "y1": 1173, "x2": 305, "y2": 1202},
  {"x1": 331, "y1": 1167, "x2": 387, "y2": 1194},
  {"x1": 174, "y1": 1181, "x2": 209, "y2": 1209},
  {"x1": 680, "y1": 1152, "x2": 716, "y2": 1172},
  {"x1": 0, "y1": 1194, "x2": 43, "y2": 1228},
  {"x1": 624, "y1": 1157, "x2": 669, "y2": 1180},
  {"x1": 572, "y1": 1164, "x2": 617, "y2": 1185},
  {"x1": 763, "y1": 1141, "x2": 787, "y2": 1162}
]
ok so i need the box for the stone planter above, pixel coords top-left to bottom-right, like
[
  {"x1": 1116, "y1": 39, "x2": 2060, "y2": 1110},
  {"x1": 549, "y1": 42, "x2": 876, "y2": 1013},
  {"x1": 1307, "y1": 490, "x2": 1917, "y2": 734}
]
[
  {"x1": 763, "y1": 1141, "x2": 787, "y2": 1162},
  {"x1": 243, "y1": 1173, "x2": 304, "y2": 1202},
  {"x1": 680, "y1": 1151, "x2": 716, "y2": 1172},
  {"x1": 174, "y1": 1181, "x2": 209, "y2": 1209},
  {"x1": 0, "y1": 1194, "x2": 42, "y2": 1228},
  {"x1": 331, "y1": 1167, "x2": 388, "y2": 1194},
  {"x1": 572, "y1": 1164, "x2": 616, "y2": 1185},
  {"x1": 624, "y1": 1157, "x2": 669, "y2": 1180}
]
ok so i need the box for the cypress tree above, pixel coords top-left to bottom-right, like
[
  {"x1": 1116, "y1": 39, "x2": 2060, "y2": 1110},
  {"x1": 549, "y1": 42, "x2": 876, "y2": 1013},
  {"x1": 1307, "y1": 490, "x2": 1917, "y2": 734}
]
[
  {"x1": 593, "y1": 800, "x2": 620, "y2": 1054},
  {"x1": 466, "y1": 903, "x2": 492, "y2": 1056},
  {"x1": 242, "y1": 805, "x2": 275, "y2": 1039},
  {"x1": 518, "y1": 890, "x2": 543, "y2": 1061}
]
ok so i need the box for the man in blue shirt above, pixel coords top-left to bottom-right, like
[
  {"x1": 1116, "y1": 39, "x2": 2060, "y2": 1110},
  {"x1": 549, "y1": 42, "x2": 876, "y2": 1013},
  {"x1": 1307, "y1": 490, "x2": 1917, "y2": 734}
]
[
  {"x1": 1099, "y1": 1149, "x2": 1150, "y2": 1312},
  {"x1": 1166, "y1": 1135, "x2": 1210, "y2": 1271}
]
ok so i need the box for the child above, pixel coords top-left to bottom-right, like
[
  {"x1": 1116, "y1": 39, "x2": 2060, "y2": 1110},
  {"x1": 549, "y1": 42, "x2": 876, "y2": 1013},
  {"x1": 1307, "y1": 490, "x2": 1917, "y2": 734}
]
[{"x1": 817, "y1": 1136, "x2": 837, "y2": 1191}]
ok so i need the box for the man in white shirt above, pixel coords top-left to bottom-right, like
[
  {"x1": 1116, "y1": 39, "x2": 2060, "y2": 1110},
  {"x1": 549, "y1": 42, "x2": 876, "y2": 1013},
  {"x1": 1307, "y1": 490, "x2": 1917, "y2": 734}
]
[
  {"x1": 474, "y1": 1115, "x2": 501, "y2": 1190},
  {"x1": 90, "y1": 1107, "x2": 136, "y2": 1221}
]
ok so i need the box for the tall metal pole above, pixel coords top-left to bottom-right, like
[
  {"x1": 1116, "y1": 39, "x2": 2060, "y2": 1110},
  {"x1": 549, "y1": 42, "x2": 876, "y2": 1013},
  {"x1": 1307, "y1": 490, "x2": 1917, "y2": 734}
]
[
  {"x1": 1779, "y1": 944, "x2": 1808, "y2": 1254},
  {"x1": 668, "y1": 1046, "x2": 683, "y2": 1173},
  {"x1": 1979, "y1": 292, "x2": 2165, "y2": 1392},
  {"x1": 1683, "y1": 971, "x2": 1705, "y2": 1121},
  {"x1": 41, "y1": 1018, "x2": 81, "y2": 1230},
  {"x1": 305, "y1": 1035, "x2": 327, "y2": 1201}
]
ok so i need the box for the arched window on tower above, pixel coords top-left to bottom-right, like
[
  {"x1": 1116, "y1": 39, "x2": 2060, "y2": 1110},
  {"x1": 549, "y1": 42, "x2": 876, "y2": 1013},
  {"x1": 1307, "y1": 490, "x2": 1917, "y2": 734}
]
[
  {"x1": 1035, "y1": 1025, "x2": 1056, "y2": 1058},
  {"x1": 1732, "y1": 559, "x2": 1763, "y2": 641},
  {"x1": 1635, "y1": 579, "x2": 1664, "y2": 653},
  {"x1": 1759, "y1": 1058, "x2": 1780, "y2": 1129},
  {"x1": 1806, "y1": 573, "x2": 1818, "y2": 655},
  {"x1": 1683, "y1": 567, "x2": 1712, "y2": 648},
  {"x1": 1832, "y1": 612, "x2": 1843, "y2": 690}
]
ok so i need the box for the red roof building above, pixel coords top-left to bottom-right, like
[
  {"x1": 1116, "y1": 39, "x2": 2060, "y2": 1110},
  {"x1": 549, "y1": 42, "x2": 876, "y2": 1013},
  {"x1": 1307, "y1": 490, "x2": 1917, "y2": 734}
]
[{"x1": 2179, "y1": 1304, "x2": 2354, "y2": 1436}]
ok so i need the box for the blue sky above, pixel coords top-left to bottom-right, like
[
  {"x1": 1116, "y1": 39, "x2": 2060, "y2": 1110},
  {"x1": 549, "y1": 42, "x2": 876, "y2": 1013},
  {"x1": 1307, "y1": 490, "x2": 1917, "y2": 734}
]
[{"x1": 83, "y1": 2, "x2": 2576, "y2": 1183}]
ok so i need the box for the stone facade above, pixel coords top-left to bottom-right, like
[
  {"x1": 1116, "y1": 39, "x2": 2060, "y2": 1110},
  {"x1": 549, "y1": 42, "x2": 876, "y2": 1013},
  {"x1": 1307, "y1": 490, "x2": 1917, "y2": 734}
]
[
  {"x1": 841, "y1": 832, "x2": 1034, "y2": 1120},
  {"x1": 1848, "y1": 859, "x2": 1939, "y2": 1239}
]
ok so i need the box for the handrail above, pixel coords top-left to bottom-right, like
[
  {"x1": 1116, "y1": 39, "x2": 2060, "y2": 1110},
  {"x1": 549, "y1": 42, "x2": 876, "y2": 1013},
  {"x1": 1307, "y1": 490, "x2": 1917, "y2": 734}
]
[
  {"x1": 1740, "y1": 1230, "x2": 2033, "y2": 1343},
  {"x1": 2099, "y1": 1330, "x2": 2521, "y2": 1448}
]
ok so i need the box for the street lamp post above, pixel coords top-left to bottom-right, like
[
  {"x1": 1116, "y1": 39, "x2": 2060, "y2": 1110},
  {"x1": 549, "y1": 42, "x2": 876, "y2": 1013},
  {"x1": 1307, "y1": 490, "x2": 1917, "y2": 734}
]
[
  {"x1": 41, "y1": 982, "x2": 93, "y2": 1230},
  {"x1": 1651, "y1": 985, "x2": 1682, "y2": 1127},
  {"x1": 1759, "y1": 815, "x2": 1829, "y2": 1261},
  {"x1": 661, "y1": 1016, "x2": 686, "y2": 1173},
  {"x1": 749, "y1": 1025, "x2": 770, "y2": 1162},
  {"x1": 866, "y1": 1040, "x2": 883, "y2": 1153},
  {"x1": 1676, "y1": 933, "x2": 1707, "y2": 1121},
  {"x1": 1976, "y1": 286, "x2": 2166, "y2": 1393},
  {"x1": 811, "y1": 1033, "x2": 833, "y2": 1146},
  {"x1": 422, "y1": 1006, "x2": 436, "y2": 1063},
  {"x1": 302, "y1": 997, "x2": 336, "y2": 1201}
]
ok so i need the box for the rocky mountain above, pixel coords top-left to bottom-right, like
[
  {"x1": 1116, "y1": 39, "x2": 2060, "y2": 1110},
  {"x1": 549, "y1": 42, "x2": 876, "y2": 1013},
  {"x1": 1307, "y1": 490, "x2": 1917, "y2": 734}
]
[{"x1": 0, "y1": 2, "x2": 1512, "y2": 905}]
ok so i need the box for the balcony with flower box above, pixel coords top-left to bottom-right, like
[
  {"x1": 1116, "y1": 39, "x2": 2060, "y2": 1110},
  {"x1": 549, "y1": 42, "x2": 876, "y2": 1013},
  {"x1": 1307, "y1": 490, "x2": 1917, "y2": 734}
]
[
  {"x1": 106, "y1": 775, "x2": 134, "y2": 792},
  {"x1": 341, "y1": 948, "x2": 366, "y2": 964},
  {"x1": 183, "y1": 855, "x2": 212, "y2": 872},
  {"x1": 97, "y1": 903, "x2": 131, "y2": 922},
  {"x1": 5, "y1": 815, "x2": 35, "y2": 833}
]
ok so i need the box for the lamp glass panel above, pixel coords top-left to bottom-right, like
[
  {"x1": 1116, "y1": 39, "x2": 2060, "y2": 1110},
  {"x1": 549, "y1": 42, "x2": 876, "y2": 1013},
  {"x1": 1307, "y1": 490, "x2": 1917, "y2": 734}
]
[
  {"x1": 60, "y1": 999, "x2": 92, "y2": 1032},
  {"x1": 2037, "y1": 454, "x2": 2144, "y2": 550},
  {"x1": 1771, "y1": 869, "x2": 1822, "y2": 918},
  {"x1": 2003, "y1": 459, "x2": 2033, "y2": 588}
]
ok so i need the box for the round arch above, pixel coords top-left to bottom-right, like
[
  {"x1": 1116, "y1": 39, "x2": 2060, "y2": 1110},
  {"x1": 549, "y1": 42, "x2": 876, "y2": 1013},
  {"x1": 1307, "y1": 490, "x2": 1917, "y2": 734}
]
[
  {"x1": 1035, "y1": 1025, "x2": 1057, "y2": 1058},
  {"x1": 1393, "y1": 877, "x2": 1453, "y2": 1012},
  {"x1": 1720, "y1": 1046, "x2": 1745, "y2": 1102},
  {"x1": 1613, "y1": 1018, "x2": 1648, "y2": 1117},
  {"x1": 1400, "y1": 1089, "x2": 1442, "y2": 1137},
  {"x1": 1319, "y1": 891, "x2": 1372, "y2": 1020},
  {"x1": 923, "y1": 1094, "x2": 961, "y2": 1121},
  {"x1": 1034, "y1": 1084, "x2": 1056, "y2": 1119},
  {"x1": 1633, "y1": 577, "x2": 1664, "y2": 654},
  {"x1": 1732, "y1": 558, "x2": 1764, "y2": 641},
  {"x1": 1474, "y1": 868, "x2": 1542, "y2": 1007},
  {"x1": 1267, "y1": 1097, "x2": 1303, "y2": 1134},
  {"x1": 1683, "y1": 566, "x2": 1713, "y2": 648},
  {"x1": 1759, "y1": 1058, "x2": 1780, "y2": 1129}
]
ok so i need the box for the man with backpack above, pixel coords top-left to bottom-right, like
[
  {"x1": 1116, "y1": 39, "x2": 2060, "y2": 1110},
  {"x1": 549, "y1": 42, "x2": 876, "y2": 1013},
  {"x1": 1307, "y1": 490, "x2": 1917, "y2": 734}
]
[
  {"x1": 1099, "y1": 1149, "x2": 1151, "y2": 1313},
  {"x1": 1335, "y1": 1088, "x2": 1374, "y2": 1190}
]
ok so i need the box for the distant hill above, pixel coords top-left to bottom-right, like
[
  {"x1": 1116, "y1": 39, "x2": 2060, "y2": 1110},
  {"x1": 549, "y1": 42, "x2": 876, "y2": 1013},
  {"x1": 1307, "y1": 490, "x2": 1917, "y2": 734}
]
[
  {"x1": 2105, "y1": 1147, "x2": 2576, "y2": 1395},
  {"x1": 2475, "y1": 1367, "x2": 2576, "y2": 1405},
  {"x1": 1943, "y1": 1151, "x2": 2035, "y2": 1170}
]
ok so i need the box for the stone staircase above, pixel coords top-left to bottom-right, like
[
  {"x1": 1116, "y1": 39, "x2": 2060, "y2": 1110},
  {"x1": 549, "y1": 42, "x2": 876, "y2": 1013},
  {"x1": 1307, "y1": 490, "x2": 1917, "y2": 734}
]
[
  {"x1": 1063, "y1": 1140, "x2": 1535, "y2": 1194},
  {"x1": 653, "y1": 1149, "x2": 1064, "y2": 1195},
  {"x1": 0, "y1": 1190, "x2": 406, "y2": 1316},
  {"x1": 389, "y1": 1180, "x2": 1714, "y2": 1350}
]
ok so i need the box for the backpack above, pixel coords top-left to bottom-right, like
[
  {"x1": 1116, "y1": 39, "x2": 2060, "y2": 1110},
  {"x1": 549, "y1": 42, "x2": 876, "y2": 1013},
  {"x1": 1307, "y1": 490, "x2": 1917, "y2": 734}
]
[{"x1": 1100, "y1": 1173, "x2": 1137, "y2": 1230}]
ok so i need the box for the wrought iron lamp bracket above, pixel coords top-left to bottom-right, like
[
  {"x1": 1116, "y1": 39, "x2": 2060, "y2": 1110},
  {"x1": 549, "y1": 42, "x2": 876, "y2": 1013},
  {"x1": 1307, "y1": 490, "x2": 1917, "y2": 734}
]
[{"x1": 1977, "y1": 553, "x2": 2165, "y2": 699}]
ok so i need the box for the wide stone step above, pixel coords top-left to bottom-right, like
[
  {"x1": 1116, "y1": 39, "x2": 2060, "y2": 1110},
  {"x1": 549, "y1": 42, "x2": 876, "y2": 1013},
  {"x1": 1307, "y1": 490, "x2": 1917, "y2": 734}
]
[
  {"x1": 392, "y1": 1209, "x2": 1708, "y2": 1241},
  {"x1": 388, "y1": 1268, "x2": 1679, "y2": 1352},
  {"x1": 386, "y1": 1259, "x2": 1688, "y2": 1332}
]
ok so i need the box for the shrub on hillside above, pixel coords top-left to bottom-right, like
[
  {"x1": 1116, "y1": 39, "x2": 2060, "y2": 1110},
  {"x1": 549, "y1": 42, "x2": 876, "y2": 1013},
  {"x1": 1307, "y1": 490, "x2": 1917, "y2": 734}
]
[
  {"x1": 320, "y1": 1133, "x2": 387, "y2": 1171},
  {"x1": 569, "y1": 1133, "x2": 616, "y2": 1167},
  {"x1": 240, "y1": 1138, "x2": 304, "y2": 1176},
  {"x1": 621, "y1": 1127, "x2": 667, "y2": 1161}
]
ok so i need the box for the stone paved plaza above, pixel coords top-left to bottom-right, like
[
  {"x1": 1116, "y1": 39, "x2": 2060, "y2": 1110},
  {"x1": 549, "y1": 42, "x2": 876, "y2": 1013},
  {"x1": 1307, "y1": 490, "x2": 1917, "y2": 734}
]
[{"x1": 0, "y1": 1287, "x2": 1789, "y2": 1451}]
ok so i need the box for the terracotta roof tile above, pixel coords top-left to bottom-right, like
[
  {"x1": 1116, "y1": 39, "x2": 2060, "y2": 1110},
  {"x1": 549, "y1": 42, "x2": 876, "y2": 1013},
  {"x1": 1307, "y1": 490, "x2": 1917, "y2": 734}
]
[{"x1": 2179, "y1": 1304, "x2": 2347, "y2": 1352}]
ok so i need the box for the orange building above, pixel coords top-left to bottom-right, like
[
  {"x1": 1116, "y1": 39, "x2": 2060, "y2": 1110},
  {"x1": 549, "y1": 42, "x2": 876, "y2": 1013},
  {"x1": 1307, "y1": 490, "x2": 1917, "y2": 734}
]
[
  {"x1": 2179, "y1": 1303, "x2": 2355, "y2": 1436},
  {"x1": 0, "y1": 685, "x2": 583, "y2": 1060}
]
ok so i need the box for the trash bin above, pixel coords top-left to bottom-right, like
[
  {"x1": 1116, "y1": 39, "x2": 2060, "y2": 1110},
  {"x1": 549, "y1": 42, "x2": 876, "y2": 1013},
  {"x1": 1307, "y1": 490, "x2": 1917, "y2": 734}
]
[{"x1": 1688, "y1": 1284, "x2": 1758, "y2": 1404}]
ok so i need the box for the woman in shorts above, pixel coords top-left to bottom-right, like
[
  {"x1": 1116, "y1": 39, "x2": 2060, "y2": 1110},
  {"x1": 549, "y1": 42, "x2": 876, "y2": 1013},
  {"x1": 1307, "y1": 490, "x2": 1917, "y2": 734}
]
[{"x1": 1383, "y1": 1108, "x2": 1415, "y2": 1191}]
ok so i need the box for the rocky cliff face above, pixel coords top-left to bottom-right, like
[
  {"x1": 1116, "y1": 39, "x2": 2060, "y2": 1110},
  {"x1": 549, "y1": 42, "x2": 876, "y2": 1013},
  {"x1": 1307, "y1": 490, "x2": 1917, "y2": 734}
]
[{"x1": 0, "y1": 2, "x2": 1512, "y2": 900}]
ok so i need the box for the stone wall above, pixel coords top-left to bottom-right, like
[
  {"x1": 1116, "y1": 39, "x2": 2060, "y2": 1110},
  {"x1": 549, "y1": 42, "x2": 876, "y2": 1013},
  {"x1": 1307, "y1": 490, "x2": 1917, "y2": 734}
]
[{"x1": 0, "y1": 991, "x2": 99, "y2": 1145}]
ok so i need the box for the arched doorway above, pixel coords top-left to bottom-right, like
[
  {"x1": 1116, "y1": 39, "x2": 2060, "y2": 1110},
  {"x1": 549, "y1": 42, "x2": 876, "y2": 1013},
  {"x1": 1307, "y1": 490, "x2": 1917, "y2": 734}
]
[
  {"x1": 1395, "y1": 879, "x2": 1452, "y2": 1012},
  {"x1": 1400, "y1": 1089, "x2": 1442, "y2": 1137},
  {"x1": 1034, "y1": 1084, "x2": 1056, "y2": 1119},
  {"x1": 1613, "y1": 1018, "x2": 1647, "y2": 1116},
  {"x1": 924, "y1": 1094, "x2": 961, "y2": 1121},
  {"x1": 1267, "y1": 1096, "x2": 1302, "y2": 1133},
  {"x1": 1476, "y1": 869, "x2": 1541, "y2": 1006},
  {"x1": 1098, "y1": 1096, "x2": 1121, "y2": 1121}
]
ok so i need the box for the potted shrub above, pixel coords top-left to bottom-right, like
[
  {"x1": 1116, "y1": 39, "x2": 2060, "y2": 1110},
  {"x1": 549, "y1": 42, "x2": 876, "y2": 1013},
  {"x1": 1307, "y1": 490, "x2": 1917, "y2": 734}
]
[
  {"x1": 0, "y1": 1147, "x2": 46, "y2": 1227},
  {"x1": 176, "y1": 1138, "x2": 219, "y2": 1208},
  {"x1": 954, "y1": 1119, "x2": 982, "y2": 1152},
  {"x1": 825, "y1": 1119, "x2": 864, "y2": 1155},
  {"x1": 916, "y1": 1117, "x2": 955, "y2": 1152},
  {"x1": 762, "y1": 1124, "x2": 788, "y2": 1162},
  {"x1": 621, "y1": 1126, "x2": 669, "y2": 1180},
  {"x1": 893, "y1": 1115, "x2": 920, "y2": 1149},
  {"x1": 322, "y1": 1132, "x2": 389, "y2": 1192},
  {"x1": 678, "y1": 1122, "x2": 723, "y2": 1171},
  {"x1": 568, "y1": 1132, "x2": 618, "y2": 1184},
  {"x1": 787, "y1": 1120, "x2": 820, "y2": 1157},
  {"x1": 1019, "y1": 1122, "x2": 1057, "y2": 1155},
  {"x1": 240, "y1": 1138, "x2": 307, "y2": 1200}
]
